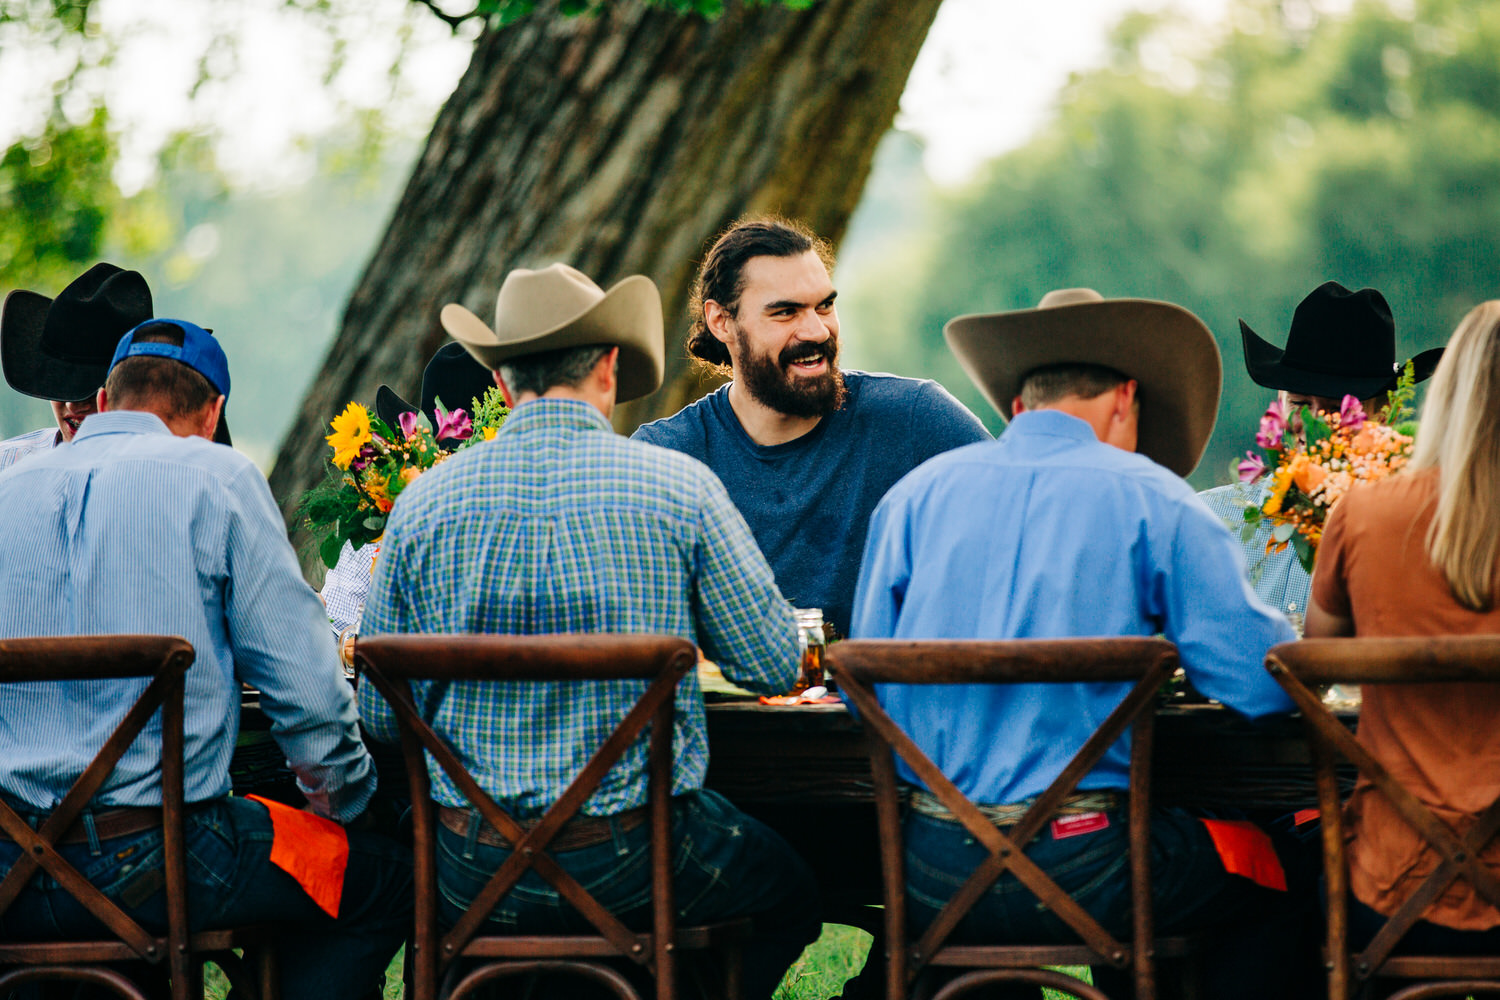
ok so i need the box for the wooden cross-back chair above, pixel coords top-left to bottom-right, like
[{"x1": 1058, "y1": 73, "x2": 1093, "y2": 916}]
[
  {"x1": 354, "y1": 633, "x2": 751, "y2": 1000},
  {"x1": 828, "y1": 637, "x2": 1197, "y2": 1000},
  {"x1": 0, "y1": 635, "x2": 274, "y2": 1000},
  {"x1": 1265, "y1": 637, "x2": 1500, "y2": 1000}
]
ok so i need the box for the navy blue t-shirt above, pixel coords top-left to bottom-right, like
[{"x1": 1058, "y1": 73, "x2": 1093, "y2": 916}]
[{"x1": 632, "y1": 371, "x2": 990, "y2": 637}]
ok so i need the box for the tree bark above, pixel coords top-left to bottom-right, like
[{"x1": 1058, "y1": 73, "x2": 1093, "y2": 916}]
[{"x1": 269, "y1": 0, "x2": 944, "y2": 567}]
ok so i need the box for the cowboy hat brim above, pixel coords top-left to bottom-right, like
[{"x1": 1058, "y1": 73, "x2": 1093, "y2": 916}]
[
  {"x1": 441, "y1": 274, "x2": 664, "y2": 403},
  {"x1": 944, "y1": 298, "x2": 1222, "y2": 478},
  {"x1": 374, "y1": 384, "x2": 417, "y2": 430},
  {"x1": 1241, "y1": 321, "x2": 1443, "y2": 398},
  {"x1": 1, "y1": 289, "x2": 109, "y2": 401}
]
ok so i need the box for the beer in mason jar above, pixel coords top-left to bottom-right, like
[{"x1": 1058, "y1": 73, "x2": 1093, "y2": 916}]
[{"x1": 794, "y1": 607, "x2": 826, "y2": 691}]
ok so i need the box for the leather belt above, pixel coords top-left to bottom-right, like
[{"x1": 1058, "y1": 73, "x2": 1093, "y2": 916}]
[
  {"x1": 909, "y1": 788, "x2": 1123, "y2": 827},
  {"x1": 0, "y1": 806, "x2": 164, "y2": 845},
  {"x1": 438, "y1": 804, "x2": 649, "y2": 852}
]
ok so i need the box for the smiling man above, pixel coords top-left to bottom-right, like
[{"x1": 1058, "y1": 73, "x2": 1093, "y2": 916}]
[
  {"x1": 0, "y1": 263, "x2": 155, "y2": 469},
  {"x1": 633, "y1": 217, "x2": 989, "y2": 640}
]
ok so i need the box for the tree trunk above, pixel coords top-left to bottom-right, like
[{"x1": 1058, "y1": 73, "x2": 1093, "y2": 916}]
[{"x1": 268, "y1": 0, "x2": 943, "y2": 568}]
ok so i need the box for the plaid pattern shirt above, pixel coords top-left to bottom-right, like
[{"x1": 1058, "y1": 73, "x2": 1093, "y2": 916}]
[
  {"x1": 357, "y1": 398, "x2": 799, "y2": 817},
  {"x1": 1197, "y1": 481, "x2": 1311, "y2": 624}
]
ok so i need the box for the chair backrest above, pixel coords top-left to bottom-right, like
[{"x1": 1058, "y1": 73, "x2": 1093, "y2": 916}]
[
  {"x1": 0, "y1": 635, "x2": 195, "y2": 991},
  {"x1": 827, "y1": 637, "x2": 1179, "y2": 1000},
  {"x1": 353, "y1": 633, "x2": 699, "y2": 1000},
  {"x1": 1265, "y1": 636, "x2": 1500, "y2": 999}
]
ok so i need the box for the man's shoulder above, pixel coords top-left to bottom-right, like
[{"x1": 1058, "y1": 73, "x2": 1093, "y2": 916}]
[
  {"x1": 838, "y1": 371, "x2": 989, "y2": 442},
  {"x1": 631, "y1": 386, "x2": 728, "y2": 452},
  {"x1": 407, "y1": 424, "x2": 725, "y2": 510},
  {"x1": 842, "y1": 371, "x2": 948, "y2": 412},
  {"x1": 0, "y1": 427, "x2": 58, "y2": 471}
]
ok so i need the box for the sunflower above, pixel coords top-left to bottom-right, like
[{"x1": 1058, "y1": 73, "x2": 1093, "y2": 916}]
[{"x1": 327, "y1": 402, "x2": 372, "y2": 469}]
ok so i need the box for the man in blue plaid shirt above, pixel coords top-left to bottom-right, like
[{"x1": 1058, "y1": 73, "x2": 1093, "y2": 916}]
[{"x1": 357, "y1": 263, "x2": 822, "y2": 998}]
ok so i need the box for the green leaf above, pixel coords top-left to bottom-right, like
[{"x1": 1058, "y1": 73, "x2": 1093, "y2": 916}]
[
  {"x1": 1271, "y1": 521, "x2": 1297, "y2": 543},
  {"x1": 1242, "y1": 506, "x2": 1262, "y2": 523},
  {"x1": 320, "y1": 533, "x2": 345, "y2": 570},
  {"x1": 1291, "y1": 532, "x2": 1315, "y2": 574},
  {"x1": 1302, "y1": 408, "x2": 1331, "y2": 450},
  {"x1": 363, "y1": 515, "x2": 385, "y2": 532},
  {"x1": 1239, "y1": 522, "x2": 1259, "y2": 543}
]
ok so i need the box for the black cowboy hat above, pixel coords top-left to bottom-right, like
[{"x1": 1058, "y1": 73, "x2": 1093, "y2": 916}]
[
  {"x1": 1240, "y1": 281, "x2": 1444, "y2": 399},
  {"x1": 1, "y1": 263, "x2": 154, "y2": 402},
  {"x1": 374, "y1": 342, "x2": 494, "y2": 448}
]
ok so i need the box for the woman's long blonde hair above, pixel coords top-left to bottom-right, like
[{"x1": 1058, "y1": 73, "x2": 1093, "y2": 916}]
[{"x1": 1409, "y1": 300, "x2": 1500, "y2": 611}]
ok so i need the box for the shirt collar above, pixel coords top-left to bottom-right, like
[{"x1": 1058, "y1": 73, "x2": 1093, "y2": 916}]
[
  {"x1": 72, "y1": 410, "x2": 173, "y2": 442},
  {"x1": 499, "y1": 397, "x2": 614, "y2": 437},
  {"x1": 1003, "y1": 409, "x2": 1100, "y2": 443}
]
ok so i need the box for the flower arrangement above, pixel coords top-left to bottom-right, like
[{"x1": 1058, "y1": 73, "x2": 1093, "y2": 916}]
[
  {"x1": 299, "y1": 386, "x2": 509, "y2": 568},
  {"x1": 1235, "y1": 363, "x2": 1418, "y2": 572}
]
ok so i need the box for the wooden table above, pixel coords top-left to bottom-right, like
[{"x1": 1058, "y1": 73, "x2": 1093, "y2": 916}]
[
  {"x1": 703, "y1": 696, "x2": 1344, "y2": 811},
  {"x1": 234, "y1": 687, "x2": 1352, "y2": 922},
  {"x1": 701, "y1": 694, "x2": 1352, "y2": 923}
]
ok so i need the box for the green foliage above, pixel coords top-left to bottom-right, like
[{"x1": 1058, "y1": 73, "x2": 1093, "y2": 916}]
[
  {"x1": 0, "y1": 109, "x2": 118, "y2": 293},
  {"x1": 844, "y1": 0, "x2": 1500, "y2": 486}
]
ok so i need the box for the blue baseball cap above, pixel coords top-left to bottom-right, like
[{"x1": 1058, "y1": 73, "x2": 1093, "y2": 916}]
[{"x1": 109, "y1": 319, "x2": 230, "y2": 398}]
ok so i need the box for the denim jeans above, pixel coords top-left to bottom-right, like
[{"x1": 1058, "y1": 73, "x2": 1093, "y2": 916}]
[
  {"x1": 436, "y1": 788, "x2": 822, "y2": 1000},
  {"x1": 904, "y1": 806, "x2": 1323, "y2": 1000},
  {"x1": 0, "y1": 796, "x2": 412, "y2": 1000}
]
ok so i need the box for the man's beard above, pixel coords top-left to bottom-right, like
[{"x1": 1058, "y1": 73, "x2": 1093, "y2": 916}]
[{"x1": 735, "y1": 338, "x2": 848, "y2": 419}]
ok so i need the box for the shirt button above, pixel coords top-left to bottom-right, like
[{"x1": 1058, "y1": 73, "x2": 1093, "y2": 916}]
[{"x1": 1287, "y1": 602, "x2": 1298, "y2": 611}]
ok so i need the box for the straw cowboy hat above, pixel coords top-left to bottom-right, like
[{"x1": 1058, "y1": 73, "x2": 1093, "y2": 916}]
[
  {"x1": 2, "y1": 263, "x2": 153, "y2": 402},
  {"x1": 1240, "y1": 281, "x2": 1443, "y2": 398},
  {"x1": 944, "y1": 288, "x2": 1222, "y2": 478},
  {"x1": 440, "y1": 264, "x2": 664, "y2": 403}
]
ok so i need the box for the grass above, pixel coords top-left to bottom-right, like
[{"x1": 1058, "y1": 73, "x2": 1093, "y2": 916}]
[
  {"x1": 206, "y1": 931, "x2": 1093, "y2": 999},
  {"x1": 773, "y1": 923, "x2": 872, "y2": 999},
  {"x1": 772, "y1": 924, "x2": 1093, "y2": 1000}
]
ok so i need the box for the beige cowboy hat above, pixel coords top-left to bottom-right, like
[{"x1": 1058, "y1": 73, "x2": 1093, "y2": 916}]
[
  {"x1": 440, "y1": 263, "x2": 665, "y2": 403},
  {"x1": 943, "y1": 288, "x2": 1222, "y2": 477}
]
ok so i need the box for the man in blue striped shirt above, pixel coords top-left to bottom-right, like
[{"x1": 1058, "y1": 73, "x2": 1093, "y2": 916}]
[
  {"x1": 358, "y1": 263, "x2": 821, "y2": 998},
  {"x1": 0, "y1": 319, "x2": 410, "y2": 1000}
]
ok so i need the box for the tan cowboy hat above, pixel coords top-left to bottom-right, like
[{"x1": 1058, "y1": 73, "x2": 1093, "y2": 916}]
[
  {"x1": 944, "y1": 288, "x2": 1222, "y2": 477},
  {"x1": 440, "y1": 263, "x2": 664, "y2": 403}
]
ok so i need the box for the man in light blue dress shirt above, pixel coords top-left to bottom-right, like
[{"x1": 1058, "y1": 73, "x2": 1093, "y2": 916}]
[
  {"x1": 1198, "y1": 282, "x2": 1444, "y2": 627},
  {"x1": 0, "y1": 319, "x2": 409, "y2": 1000},
  {"x1": 852, "y1": 289, "x2": 1318, "y2": 998}
]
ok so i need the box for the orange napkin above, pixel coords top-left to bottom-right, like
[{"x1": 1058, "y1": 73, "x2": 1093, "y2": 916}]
[
  {"x1": 1199, "y1": 818, "x2": 1287, "y2": 892},
  {"x1": 758, "y1": 694, "x2": 842, "y2": 706},
  {"x1": 246, "y1": 795, "x2": 350, "y2": 917}
]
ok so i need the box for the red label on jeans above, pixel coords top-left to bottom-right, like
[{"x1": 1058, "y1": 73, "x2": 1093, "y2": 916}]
[{"x1": 1050, "y1": 812, "x2": 1110, "y2": 839}]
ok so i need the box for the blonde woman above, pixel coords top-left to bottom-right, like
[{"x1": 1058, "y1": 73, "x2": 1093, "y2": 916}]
[{"x1": 1307, "y1": 299, "x2": 1500, "y2": 952}]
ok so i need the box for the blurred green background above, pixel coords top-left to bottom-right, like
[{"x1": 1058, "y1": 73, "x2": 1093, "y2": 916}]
[{"x1": 3, "y1": 0, "x2": 1494, "y2": 485}]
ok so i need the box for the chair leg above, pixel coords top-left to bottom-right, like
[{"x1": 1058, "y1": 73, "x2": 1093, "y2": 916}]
[{"x1": 722, "y1": 938, "x2": 744, "y2": 1000}]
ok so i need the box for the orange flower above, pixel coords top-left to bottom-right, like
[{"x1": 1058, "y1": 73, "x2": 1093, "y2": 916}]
[
  {"x1": 1292, "y1": 455, "x2": 1328, "y2": 495},
  {"x1": 1348, "y1": 425, "x2": 1381, "y2": 455},
  {"x1": 374, "y1": 496, "x2": 393, "y2": 513}
]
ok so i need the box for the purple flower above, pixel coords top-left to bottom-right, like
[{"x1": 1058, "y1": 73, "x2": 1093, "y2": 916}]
[
  {"x1": 1256, "y1": 399, "x2": 1288, "y2": 449},
  {"x1": 1237, "y1": 451, "x2": 1267, "y2": 483},
  {"x1": 1339, "y1": 394, "x2": 1366, "y2": 431},
  {"x1": 433, "y1": 404, "x2": 473, "y2": 442},
  {"x1": 397, "y1": 410, "x2": 422, "y2": 440}
]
